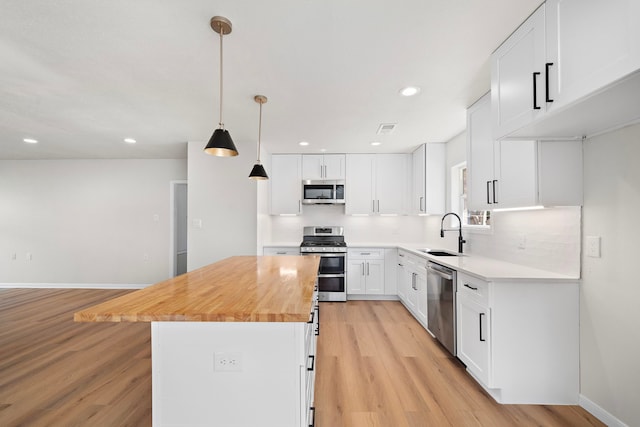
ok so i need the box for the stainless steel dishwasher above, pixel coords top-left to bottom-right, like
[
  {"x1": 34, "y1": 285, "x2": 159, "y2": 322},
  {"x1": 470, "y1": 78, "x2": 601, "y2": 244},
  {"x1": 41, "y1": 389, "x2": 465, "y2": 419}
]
[{"x1": 426, "y1": 261, "x2": 457, "y2": 356}]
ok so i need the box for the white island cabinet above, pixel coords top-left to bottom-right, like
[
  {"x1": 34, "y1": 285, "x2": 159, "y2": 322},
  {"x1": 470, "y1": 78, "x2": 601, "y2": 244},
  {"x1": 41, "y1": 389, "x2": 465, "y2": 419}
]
[
  {"x1": 75, "y1": 256, "x2": 320, "y2": 427},
  {"x1": 456, "y1": 271, "x2": 579, "y2": 404}
]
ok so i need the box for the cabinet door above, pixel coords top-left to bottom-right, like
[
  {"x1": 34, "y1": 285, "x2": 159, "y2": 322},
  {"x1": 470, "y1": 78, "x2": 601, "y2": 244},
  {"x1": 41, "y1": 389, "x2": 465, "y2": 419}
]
[
  {"x1": 424, "y1": 143, "x2": 445, "y2": 215},
  {"x1": 546, "y1": 0, "x2": 640, "y2": 111},
  {"x1": 345, "y1": 155, "x2": 375, "y2": 215},
  {"x1": 323, "y1": 154, "x2": 346, "y2": 180},
  {"x1": 396, "y1": 254, "x2": 408, "y2": 302},
  {"x1": 496, "y1": 140, "x2": 537, "y2": 208},
  {"x1": 376, "y1": 154, "x2": 409, "y2": 215},
  {"x1": 270, "y1": 155, "x2": 302, "y2": 215},
  {"x1": 467, "y1": 94, "x2": 496, "y2": 211},
  {"x1": 364, "y1": 260, "x2": 384, "y2": 295},
  {"x1": 415, "y1": 268, "x2": 428, "y2": 325},
  {"x1": 302, "y1": 155, "x2": 324, "y2": 180},
  {"x1": 491, "y1": 5, "x2": 546, "y2": 139},
  {"x1": 457, "y1": 292, "x2": 491, "y2": 386},
  {"x1": 347, "y1": 260, "x2": 365, "y2": 295},
  {"x1": 412, "y1": 144, "x2": 426, "y2": 214}
]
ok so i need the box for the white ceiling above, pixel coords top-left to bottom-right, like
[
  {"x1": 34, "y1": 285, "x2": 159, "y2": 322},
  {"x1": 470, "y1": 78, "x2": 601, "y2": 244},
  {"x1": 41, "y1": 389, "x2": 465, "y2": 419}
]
[{"x1": 0, "y1": 0, "x2": 543, "y2": 160}]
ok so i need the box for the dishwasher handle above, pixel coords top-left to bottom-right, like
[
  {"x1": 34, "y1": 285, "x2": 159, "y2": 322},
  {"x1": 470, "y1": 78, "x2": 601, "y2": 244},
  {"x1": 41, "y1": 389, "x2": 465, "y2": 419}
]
[{"x1": 426, "y1": 263, "x2": 454, "y2": 281}]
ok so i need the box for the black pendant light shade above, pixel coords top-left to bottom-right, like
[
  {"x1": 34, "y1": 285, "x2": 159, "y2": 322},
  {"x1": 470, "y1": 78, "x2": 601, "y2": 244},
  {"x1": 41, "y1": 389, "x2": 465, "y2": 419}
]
[
  {"x1": 249, "y1": 95, "x2": 269, "y2": 180},
  {"x1": 204, "y1": 129, "x2": 238, "y2": 157},
  {"x1": 204, "y1": 16, "x2": 238, "y2": 157},
  {"x1": 248, "y1": 162, "x2": 269, "y2": 180}
]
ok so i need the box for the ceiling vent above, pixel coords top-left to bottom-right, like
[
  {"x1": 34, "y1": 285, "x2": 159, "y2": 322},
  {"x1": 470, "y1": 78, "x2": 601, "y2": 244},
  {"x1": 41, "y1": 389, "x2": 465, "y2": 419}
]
[{"x1": 376, "y1": 123, "x2": 397, "y2": 135}]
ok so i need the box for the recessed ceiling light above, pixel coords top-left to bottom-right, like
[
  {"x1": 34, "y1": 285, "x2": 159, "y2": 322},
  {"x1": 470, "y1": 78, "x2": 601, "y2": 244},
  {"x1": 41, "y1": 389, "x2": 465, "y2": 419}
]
[
  {"x1": 23, "y1": 138, "x2": 38, "y2": 144},
  {"x1": 299, "y1": 141, "x2": 309, "y2": 146},
  {"x1": 124, "y1": 138, "x2": 137, "y2": 144},
  {"x1": 399, "y1": 86, "x2": 420, "y2": 97},
  {"x1": 371, "y1": 141, "x2": 382, "y2": 146}
]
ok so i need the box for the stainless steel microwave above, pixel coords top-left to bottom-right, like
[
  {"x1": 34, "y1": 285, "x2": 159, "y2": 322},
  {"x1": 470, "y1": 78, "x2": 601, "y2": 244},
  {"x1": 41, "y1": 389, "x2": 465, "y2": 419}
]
[{"x1": 302, "y1": 180, "x2": 345, "y2": 204}]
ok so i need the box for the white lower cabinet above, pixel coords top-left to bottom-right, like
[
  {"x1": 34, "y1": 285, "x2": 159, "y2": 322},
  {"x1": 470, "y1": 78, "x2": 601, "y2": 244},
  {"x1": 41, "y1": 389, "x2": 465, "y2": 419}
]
[
  {"x1": 347, "y1": 248, "x2": 385, "y2": 297},
  {"x1": 397, "y1": 250, "x2": 428, "y2": 329},
  {"x1": 456, "y1": 272, "x2": 579, "y2": 404},
  {"x1": 151, "y1": 289, "x2": 319, "y2": 427}
]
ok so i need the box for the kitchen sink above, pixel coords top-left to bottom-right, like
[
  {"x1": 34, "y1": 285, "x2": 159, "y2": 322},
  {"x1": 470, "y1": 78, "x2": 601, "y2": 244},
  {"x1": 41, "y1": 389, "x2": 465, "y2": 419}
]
[{"x1": 418, "y1": 249, "x2": 461, "y2": 257}]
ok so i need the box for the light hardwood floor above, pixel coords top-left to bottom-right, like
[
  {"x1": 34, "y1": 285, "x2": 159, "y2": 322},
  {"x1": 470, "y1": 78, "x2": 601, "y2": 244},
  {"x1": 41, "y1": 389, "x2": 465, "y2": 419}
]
[{"x1": 0, "y1": 290, "x2": 604, "y2": 426}]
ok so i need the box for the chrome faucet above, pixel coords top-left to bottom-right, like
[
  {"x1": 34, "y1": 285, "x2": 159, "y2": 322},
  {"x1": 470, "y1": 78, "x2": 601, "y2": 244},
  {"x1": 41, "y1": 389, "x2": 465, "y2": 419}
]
[{"x1": 440, "y1": 212, "x2": 466, "y2": 254}]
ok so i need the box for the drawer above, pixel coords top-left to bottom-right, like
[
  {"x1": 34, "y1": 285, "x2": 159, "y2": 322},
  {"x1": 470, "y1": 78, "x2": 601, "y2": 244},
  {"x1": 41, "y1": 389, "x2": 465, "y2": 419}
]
[
  {"x1": 262, "y1": 246, "x2": 300, "y2": 256},
  {"x1": 457, "y1": 272, "x2": 489, "y2": 306},
  {"x1": 347, "y1": 248, "x2": 384, "y2": 259}
]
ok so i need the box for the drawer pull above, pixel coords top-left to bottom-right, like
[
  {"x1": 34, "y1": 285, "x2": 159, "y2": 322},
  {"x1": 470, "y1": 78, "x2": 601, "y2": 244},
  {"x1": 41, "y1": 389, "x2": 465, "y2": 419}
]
[
  {"x1": 479, "y1": 312, "x2": 486, "y2": 342},
  {"x1": 360, "y1": 252, "x2": 371, "y2": 255},
  {"x1": 464, "y1": 283, "x2": 478, "y2": 291},
  {"x1": 545, "y1": 62, "x2": 554, "y2": 103},
  {"x1": 307, "y1": 354, "x2": 315, "y2": 371},
  {"x1": 276, "y1": 251, "x2": 287, "y2": 254},
  {"x1": 307, "y1": 310, "x2": 315, "y2": 324}
]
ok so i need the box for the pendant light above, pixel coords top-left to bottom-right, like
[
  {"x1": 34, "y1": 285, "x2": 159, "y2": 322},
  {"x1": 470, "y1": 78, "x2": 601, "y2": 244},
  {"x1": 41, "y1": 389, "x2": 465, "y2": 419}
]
[
  {"x1": 249, "y1": 95, "x2": 269, "y2": 180},
  {"x1": 204, "y1": 16, "x2": 238, "y2": 157}
]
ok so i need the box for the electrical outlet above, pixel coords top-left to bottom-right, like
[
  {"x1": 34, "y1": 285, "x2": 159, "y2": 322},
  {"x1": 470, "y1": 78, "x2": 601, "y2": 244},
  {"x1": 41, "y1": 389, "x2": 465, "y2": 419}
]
[
  {"x1": 517, "y1": 235, "x2": 526, "y2": 250},
  {"x1": 586, "y1": 236, "x2": 601, "y2": 258},
  {"x1": 214, "y1": 352, "x2": 243, "y2": 372}
]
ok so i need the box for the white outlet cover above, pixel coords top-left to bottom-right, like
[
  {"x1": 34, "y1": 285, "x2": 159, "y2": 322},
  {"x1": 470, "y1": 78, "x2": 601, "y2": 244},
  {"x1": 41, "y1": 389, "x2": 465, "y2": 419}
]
[{"x1": 586, "y1": 236, "x2": 601, "y2": 258}]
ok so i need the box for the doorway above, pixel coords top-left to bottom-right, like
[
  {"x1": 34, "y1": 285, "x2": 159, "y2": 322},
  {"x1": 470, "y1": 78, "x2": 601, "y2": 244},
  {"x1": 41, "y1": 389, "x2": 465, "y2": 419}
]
[{"x1": 170, "y1": 180, "x2": 188, "y2": 277}]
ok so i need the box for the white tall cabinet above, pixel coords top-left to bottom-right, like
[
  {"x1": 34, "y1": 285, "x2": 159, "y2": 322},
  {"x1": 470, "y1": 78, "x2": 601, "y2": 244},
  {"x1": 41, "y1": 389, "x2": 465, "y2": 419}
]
[
  {"x1": 270, "y1": 154, "x2": 302, "y2": 215},
  {"x1": 345, "y1": 154, "x2": 409, "y2": 215}
]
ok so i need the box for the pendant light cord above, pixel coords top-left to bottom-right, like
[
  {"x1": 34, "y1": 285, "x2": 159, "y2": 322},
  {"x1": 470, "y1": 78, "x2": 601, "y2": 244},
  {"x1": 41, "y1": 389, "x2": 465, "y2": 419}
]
[
  {"x1": 219, "y1": 27, "x2": 224, "y2": 129},
  {"x1": 257, "y1": 101, "x2": 262, "y2": 161}
]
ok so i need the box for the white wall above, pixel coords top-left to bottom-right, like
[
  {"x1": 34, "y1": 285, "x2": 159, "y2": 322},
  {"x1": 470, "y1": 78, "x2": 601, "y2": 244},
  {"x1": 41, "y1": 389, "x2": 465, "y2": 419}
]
[
  {"x1": 187, "y1": 141, "x2": 258, "y2": 270},
  {"x1": 0, "y1": 159, "x2": 187, "y2": 285},
  {"x1": 580, "y1": 123, "x2": 640, "y2": 426}
]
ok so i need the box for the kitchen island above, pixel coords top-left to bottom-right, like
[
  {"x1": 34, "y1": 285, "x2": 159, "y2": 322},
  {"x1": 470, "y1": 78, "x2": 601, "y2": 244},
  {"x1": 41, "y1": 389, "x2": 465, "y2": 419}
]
[{"x1": 75, "y1": 255, "x2": 321, "y2": 427}]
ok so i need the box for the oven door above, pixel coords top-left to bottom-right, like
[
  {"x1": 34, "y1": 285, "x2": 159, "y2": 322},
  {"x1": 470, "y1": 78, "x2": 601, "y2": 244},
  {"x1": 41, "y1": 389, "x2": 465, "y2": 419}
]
[{"x1": 317, "y1": 253, "x2": 345, "y2": 275}]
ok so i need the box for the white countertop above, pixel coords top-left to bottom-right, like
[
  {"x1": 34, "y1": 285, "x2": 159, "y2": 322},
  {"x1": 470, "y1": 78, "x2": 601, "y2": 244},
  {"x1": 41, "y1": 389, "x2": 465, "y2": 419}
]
[{"x1": 262, "y1": 242, "x2": 579, "y2": 282}]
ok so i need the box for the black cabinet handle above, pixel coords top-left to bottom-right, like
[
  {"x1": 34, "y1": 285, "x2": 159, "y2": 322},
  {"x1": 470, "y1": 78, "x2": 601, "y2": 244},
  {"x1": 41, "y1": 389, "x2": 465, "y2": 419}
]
[
  {"x1": 315, "y1": 305, "x2": 320, "y2": 336},
  {"x1": 492, "y1": 180, "x2": 498, "y2": 204},
  {"x1": 545, "y1": 62, "x2": 554, "y2": 103},
  {"x1": 464, "y1": 283, "x2": 478, "y2": 291},
  {"x1": 307, "y1": 310, "x2": 315, "y2": 324},
  {"x1": 532, "y1": 72, "x2": 541, "y2": 110},
  {"x1": 307, "y1": 354, "x2": 315, "y2": 371},
  {"x1": 479, "y1": 312, "x2": 486, "y2": 342},
  {"x1": 309, "y1": 406, "x2": 316, "y2": 427},
  {"x1": 486, "y1": 181, "x2": 492, "y2": 204}
]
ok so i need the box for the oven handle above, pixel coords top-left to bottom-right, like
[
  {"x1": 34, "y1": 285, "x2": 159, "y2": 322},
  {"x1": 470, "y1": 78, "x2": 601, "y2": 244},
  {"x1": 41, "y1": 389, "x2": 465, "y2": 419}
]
[
  {"x1": 317, "y1": 274, "x2": 345, "y2": 278},
  {"x1": 302, "y1": 253, "x2": 345, "y2": 257}
]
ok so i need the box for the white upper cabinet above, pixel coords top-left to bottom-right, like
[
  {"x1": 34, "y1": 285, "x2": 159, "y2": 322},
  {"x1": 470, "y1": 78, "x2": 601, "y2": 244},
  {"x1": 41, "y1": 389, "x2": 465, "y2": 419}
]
[
  {"x1": 467, "y1": 93, "x2": 583, "y2": 210},
  {"x1": 546, "y1": 0, "x2": 640, "y2": 112},
  {"x1": 270, "y1": 154, "x2": 302, "y2": 215},
  {"x1": 411, "y1": 143, "x2": 445, "y2": 215},
  {"x1": 468, "y1": 94, "x2": 499, "y2": 211},
  {"x1": 491, "y1": 5, "x2": 547, "y2": 139},
  {"x1": 492, "y1": 1, "x2": 640, "y2": 140},
  {"x1": 346, "y1": 154, "x2": 409, "y2": 215},
  {"x1": 302, "y1": 154, "x2": 345, "y2": 180}
]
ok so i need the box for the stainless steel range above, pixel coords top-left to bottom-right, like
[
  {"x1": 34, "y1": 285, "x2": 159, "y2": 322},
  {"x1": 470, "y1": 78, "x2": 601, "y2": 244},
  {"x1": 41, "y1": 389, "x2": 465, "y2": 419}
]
[{"x1": 300, "y1": 226, "x2": 347, "y2": 302}]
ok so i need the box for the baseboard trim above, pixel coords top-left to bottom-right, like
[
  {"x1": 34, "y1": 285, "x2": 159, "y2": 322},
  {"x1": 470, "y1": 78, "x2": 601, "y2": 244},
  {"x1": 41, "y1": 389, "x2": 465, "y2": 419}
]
[
  {"x1": 580, "y1": 394, "x2": 628, "y2": 427},
  {"x1": 0, "y1": 283, "x2": 149, "y2": 290}
]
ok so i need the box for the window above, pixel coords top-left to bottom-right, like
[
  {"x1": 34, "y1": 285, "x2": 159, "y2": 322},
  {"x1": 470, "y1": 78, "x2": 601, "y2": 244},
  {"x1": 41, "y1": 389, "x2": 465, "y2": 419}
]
[{"x1": 451, "y1": 162, "x2": 490, "y2": 228}]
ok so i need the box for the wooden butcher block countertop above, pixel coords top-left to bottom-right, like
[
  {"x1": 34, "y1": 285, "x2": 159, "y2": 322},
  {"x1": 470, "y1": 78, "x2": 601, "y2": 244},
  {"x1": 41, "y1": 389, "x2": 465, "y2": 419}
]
[{"x1": 74, "y1": 255, "x2": 320, "y2": 323}]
